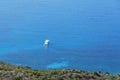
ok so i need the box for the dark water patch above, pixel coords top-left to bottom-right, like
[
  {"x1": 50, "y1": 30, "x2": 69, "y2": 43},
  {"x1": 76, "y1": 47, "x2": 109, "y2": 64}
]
[{"x1": 0, "y1": 46, "x2": 120, "y2": 74}]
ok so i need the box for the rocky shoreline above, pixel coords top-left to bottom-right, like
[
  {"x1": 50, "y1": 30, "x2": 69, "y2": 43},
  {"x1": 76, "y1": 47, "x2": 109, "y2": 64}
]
[{"x1": 0, "y1": 62, "x2": 120, "y2": 80}]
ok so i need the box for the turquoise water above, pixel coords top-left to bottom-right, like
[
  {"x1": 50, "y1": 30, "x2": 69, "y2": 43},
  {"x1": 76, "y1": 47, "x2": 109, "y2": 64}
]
[{"x1": 0, "y1": 0, "x2": 120, "y2": 74}]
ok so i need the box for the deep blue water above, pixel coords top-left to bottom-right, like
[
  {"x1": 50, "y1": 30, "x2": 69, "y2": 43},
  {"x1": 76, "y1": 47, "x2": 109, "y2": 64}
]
[{"x1": 0, "y1": 0, "x2": 120, "y2": 74}]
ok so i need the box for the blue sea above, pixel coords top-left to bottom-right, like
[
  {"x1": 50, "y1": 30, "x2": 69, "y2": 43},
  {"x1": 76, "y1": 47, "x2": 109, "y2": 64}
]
[{"x1": 0, "y1": 0, "x2": 120, "y2": 74}]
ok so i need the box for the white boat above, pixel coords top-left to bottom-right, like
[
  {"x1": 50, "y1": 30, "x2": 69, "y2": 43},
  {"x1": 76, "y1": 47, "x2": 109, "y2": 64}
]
[{"x1": 44, "y1": 40, "x2": 50, "y2": 46}]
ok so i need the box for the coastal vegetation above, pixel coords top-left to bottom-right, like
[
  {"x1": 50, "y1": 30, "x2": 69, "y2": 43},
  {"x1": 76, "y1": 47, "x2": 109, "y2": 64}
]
[{"x1": 0, "y1": 62, "x2": 120, "y2": 80}]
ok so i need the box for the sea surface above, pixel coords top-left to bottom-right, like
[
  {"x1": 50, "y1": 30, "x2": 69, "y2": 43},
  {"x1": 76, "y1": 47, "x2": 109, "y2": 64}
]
[{"x1": 0, "y1": 0, "x2": 120, "y2": 74}]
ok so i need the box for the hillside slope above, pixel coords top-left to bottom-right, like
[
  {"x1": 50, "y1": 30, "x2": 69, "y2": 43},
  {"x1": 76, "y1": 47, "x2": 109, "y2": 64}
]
[{"x1": 0, "y1": 62, "x2": 120, "y2": 80}]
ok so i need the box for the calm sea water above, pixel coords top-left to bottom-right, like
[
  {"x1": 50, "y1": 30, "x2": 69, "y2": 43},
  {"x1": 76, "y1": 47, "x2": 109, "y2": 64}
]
[{"x1": 0, "y1": 0, "x2": 120, "y2": 74}]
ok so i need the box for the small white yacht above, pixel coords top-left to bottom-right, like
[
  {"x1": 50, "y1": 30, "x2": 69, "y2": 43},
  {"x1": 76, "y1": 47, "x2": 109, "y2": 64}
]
[{"x1": 44, "y1": 40, "x2": 50, "y2": 46}]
